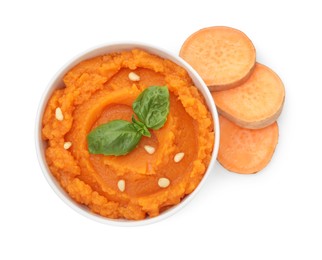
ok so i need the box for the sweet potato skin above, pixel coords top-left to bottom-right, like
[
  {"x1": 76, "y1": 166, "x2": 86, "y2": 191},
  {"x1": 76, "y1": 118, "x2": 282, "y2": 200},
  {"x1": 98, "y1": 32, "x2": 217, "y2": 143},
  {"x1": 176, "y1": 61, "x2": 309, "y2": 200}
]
[
  {"x1": 208, "y1": 64, "x2": 255, "y2": 92},
  {"x1": 216, "y1": 97, "x2": 284, "y2": 129}
]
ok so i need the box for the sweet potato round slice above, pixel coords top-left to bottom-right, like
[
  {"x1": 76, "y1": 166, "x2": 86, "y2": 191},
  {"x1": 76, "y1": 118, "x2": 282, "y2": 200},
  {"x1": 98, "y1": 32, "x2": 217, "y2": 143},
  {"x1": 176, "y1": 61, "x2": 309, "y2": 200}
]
[
  {"x1": 218, "y1": 116, "x2": 278, "y2": 174},
  {"x1": 179, "y1": 26, "x2": 256, "y2": 91},
  {"x1": 212, "y1": 63, "x2": 285, "y2": 129}
]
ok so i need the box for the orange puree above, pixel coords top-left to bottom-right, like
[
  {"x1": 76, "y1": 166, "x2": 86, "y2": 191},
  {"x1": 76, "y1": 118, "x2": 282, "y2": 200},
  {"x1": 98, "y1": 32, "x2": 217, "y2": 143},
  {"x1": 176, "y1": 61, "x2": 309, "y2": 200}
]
[{"x1": 42, "y1": 49, "x2": 214, "y2": 220}]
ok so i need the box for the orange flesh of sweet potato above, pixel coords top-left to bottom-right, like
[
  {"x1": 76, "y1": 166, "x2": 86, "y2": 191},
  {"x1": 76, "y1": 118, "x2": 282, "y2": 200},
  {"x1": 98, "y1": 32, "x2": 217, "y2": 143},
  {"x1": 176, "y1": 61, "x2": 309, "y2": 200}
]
[
  {"x1": 179, "y1": 26, "x2": 256, "y2": 91},
  {"x1": 218, "y1": 116, "x2": 279, "y2": 174},
  {"x1": 212, "y1": 63, "x2": 285, "y2": 129}
]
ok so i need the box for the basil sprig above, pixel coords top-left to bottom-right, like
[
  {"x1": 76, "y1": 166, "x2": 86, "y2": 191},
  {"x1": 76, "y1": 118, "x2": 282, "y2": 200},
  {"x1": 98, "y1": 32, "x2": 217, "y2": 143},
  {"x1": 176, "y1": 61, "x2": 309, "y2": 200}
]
[{"x1": 87, "y1": 86, "x2": 169, "y2": 156}]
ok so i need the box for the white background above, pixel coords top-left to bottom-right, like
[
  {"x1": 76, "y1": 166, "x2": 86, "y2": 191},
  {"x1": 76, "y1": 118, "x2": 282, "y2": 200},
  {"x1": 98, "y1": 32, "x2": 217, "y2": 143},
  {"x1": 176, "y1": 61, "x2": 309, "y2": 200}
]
[{"x1": 1, "y1": 0, "x2": 321, "y2": 259}]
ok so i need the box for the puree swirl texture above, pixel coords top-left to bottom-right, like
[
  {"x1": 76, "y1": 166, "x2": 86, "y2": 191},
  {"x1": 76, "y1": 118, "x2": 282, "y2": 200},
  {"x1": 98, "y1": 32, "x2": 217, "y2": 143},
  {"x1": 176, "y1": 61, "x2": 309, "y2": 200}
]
[{"x1": 42, "y1": 49, "x2": 214, "y2": 220}]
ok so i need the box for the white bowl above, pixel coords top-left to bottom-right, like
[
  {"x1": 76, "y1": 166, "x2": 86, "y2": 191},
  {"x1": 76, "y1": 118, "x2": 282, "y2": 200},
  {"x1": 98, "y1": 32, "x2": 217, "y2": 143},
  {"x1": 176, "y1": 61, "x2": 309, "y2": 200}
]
[{"x1": 35, "y1": 42, "x2": 220, "y2": 226}]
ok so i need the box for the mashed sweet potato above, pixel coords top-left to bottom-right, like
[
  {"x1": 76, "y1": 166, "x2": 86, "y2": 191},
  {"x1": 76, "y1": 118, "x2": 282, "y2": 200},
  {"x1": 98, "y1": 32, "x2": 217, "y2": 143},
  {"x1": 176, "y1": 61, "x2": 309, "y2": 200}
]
[{"x1": 42, "y1": 49, "x2": 214, "y2": 220}]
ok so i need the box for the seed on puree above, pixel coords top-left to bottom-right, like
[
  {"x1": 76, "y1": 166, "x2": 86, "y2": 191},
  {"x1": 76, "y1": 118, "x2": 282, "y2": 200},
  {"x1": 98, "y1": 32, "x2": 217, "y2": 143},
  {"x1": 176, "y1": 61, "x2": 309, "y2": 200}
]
[{"x1": 42, "y1": 49, "x2": 214, "y2": 220}]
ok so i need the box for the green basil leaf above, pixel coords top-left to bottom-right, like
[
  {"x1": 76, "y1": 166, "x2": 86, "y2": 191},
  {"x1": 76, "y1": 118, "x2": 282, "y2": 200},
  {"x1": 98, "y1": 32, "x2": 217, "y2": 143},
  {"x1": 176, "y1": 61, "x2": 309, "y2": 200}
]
[
  {"x1": 132, "y1": 115, "x2": 151, "y2": 137},
  {"x1": 132, "y1": 86, "x2": 170, "y2": 130},
  {"x1": 87, "y1": 120, "x2": 142, "y2": 156}
]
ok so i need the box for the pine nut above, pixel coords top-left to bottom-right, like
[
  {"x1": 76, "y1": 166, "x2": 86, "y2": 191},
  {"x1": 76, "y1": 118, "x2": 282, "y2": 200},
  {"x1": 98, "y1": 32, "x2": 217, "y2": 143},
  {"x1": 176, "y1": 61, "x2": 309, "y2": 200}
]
[
  {"x1": 158, "y1": 178, "x2": 170, "y2": 188},
  {"x1": 117, "y1": 180, "x2": 125, "y2": 192},
  {"x1": 55, "y1": 107, "x2": 64, "y2": 121},
  {"x1": 128, "y1": 72, "x2": 140, "y2": 81},
  {"x1": 144, "y1": 145, "x2": 155, "y2": 154},
  {"x1": 63, "y1": 142, "x2": 72, "y2": 150},
  {"x1": 174, "y1": 152, "x2": 185, "y2": 163}
]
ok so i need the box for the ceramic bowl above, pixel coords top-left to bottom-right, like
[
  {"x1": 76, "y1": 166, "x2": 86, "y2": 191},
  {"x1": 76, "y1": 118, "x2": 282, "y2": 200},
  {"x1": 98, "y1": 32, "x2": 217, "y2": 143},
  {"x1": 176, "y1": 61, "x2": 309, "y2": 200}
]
[{"x1": 35, "y1": 42, "x2": 220, "y2": 226}]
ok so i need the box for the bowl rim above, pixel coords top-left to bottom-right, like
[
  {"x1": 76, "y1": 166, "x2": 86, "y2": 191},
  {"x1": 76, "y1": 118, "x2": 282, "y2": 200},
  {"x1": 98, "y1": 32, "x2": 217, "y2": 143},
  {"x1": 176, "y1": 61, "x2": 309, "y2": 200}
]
[{"x1": 35, "y1": 41, "x2": 220, "y2": 226}]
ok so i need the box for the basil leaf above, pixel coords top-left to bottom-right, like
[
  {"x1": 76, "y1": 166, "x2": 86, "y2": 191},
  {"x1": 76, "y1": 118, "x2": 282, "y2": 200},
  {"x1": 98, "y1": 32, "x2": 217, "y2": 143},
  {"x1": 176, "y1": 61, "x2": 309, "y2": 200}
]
[
  {"x1": 132, "y1": 115, "x2": 151, "y2": 137},
  {"x1": 132, "y1": 86, "x2": 170, "y2": 130},
  {"x1": 87, "y1": 120, "x2": 142, "y2": 156}
]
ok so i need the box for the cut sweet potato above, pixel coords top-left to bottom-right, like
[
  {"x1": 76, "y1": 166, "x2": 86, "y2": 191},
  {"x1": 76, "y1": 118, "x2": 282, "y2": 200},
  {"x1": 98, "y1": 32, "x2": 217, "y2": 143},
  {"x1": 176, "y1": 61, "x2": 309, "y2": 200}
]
[
  {"x1": 212, "y1": 63, "x2": 285, "y2": 129},
  {"x1": 179, "y1": 26, "x2": 256, "y2": 91},
  {"x1": 218, "y1": 116, "x2": 278, "y2": 174}
]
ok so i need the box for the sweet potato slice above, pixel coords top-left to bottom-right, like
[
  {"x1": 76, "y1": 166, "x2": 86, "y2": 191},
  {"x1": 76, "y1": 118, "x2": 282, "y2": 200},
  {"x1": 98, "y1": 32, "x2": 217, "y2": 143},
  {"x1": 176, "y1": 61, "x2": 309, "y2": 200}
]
[
  {"x1": 179, "y1": 26, "x2": 256, "y2": 91},
  {"x1": 212, "y1": 63, "x2": 285, "y2": 129},
  {"x1": 218, "y1": 116, "x2": 278, "y2": 174}
]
